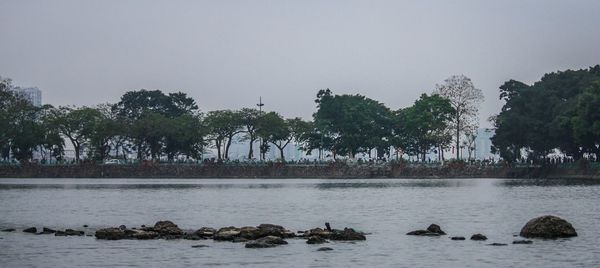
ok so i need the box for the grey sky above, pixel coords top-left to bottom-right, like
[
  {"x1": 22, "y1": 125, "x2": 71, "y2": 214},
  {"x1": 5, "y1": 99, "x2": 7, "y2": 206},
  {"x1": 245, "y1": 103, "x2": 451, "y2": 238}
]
[{"x1": 1, "y1": 0, "x2": 600, "y2": 127}]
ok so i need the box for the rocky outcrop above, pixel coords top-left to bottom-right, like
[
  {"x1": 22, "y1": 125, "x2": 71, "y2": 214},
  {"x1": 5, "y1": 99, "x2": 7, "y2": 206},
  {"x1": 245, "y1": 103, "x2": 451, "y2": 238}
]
[
  {"x1": 152, "y1": 221, "x2": 184, "y2": 237},
  {"x1": 470, "y1": 234, "x2": 487, "y2": 241},
  {"x1": 407, "y1": 224, "x2": 446, "y2": 236},
  {"x1": 519, "y1": 215, "x2": 577, "y2": 238},
  {"x1": 245, "y1": 236, "x2": 288, "y2": 248},
  {"x1": 95, "y1": 227, "x2": 131, "y2": 240},
  {"x1": 426, "y1": 224, "x2": 446, "y2": 235},
  {"x1": 329, "y1": 228, "x2": 366, "y2": 241},
  {"x1": 214, "y1": 227, "x2": 241, "y2": 241}
]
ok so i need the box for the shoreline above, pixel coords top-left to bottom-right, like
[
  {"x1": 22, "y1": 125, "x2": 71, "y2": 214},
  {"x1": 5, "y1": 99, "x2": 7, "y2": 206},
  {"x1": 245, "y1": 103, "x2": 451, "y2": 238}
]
[{"x1": 1, "y1": 164, "x2": 598, "y2": 179}]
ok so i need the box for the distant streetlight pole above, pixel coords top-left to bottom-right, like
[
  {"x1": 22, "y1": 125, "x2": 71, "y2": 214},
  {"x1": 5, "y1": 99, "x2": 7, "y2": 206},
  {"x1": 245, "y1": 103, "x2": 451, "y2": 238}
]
[{"x1": 257, "y1": 97, "x2": 265, "y2": 161}]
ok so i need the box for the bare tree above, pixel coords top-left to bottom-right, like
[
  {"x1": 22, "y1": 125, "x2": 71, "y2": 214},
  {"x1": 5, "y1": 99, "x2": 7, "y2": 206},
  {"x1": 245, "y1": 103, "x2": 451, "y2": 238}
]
[{"x1": 435, "y1": 75, "x2": 484, "y2": 160}]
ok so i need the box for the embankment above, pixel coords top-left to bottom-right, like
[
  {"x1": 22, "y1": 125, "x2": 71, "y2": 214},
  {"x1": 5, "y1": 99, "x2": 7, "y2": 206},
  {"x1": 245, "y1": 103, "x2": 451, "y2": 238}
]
[{"x1": 1, "y1": 164, "x2": 598, "y2": 179}]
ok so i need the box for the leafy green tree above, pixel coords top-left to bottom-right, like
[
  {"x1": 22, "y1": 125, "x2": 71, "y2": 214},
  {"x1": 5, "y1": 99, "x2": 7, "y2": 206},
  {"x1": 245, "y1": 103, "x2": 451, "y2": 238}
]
[
  {"x1": 313, "y1": 89, "x2": 394, "y2": 158},
  {"x1": 204, "y1": 110, "x2": 243, "y2": 160},
  {"x1": 239, "y1": 108, "x2": 262, "y2": 160},
  {"x1": 51, "y1": 106, "x2": 103, "y2": 162},
  {"x1": 395, "y1": 94, "x2": 454, "y2": 161}
]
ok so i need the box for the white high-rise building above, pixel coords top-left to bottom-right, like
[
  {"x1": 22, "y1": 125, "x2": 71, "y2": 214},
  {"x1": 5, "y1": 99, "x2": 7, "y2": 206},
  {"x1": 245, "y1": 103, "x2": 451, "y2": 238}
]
[{"x1": 13, "y1": 86, "x2": 42, "y2": 107}]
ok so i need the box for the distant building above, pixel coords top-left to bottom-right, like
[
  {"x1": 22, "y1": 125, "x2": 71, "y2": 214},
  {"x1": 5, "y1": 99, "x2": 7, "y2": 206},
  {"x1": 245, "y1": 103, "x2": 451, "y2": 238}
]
[
  {"x1": 12, "y1": 86, "x2": 42, "y2": 107},
  {"x1": 474, "y1": 128, "x2": 498, "y2": 160}
]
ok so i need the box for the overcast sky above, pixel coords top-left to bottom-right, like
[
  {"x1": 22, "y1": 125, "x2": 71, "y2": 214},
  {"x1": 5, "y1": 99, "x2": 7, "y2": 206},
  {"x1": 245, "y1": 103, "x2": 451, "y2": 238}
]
[{"x1": 1, "y1": 0, "x2": 600, "y2": 127}]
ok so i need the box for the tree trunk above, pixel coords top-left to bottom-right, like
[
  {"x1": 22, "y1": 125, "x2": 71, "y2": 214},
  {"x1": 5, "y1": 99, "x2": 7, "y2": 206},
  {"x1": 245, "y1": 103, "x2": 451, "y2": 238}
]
[
  {"x1": 247, "y1": 137, "x2": 254, "y2": 159},
  {"x1": 455, "y1": 117, "x2": 460, "y2": 160},
  {"x1": 279, "y1": 147, "x2": 285, "y2": 162}
]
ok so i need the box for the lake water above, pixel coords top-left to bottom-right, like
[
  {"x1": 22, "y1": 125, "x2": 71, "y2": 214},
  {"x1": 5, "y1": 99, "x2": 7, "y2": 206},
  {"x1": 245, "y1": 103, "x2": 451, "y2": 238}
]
[{"x1": 1, "y1": 178, "x2": 599, "y2": 267}]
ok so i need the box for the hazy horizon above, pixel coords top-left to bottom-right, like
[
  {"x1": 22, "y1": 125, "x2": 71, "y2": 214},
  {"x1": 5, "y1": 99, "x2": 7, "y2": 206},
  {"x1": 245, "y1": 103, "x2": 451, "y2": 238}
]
[{"x1": 2, "y1": 0, "x2": 600, "y2": 127}]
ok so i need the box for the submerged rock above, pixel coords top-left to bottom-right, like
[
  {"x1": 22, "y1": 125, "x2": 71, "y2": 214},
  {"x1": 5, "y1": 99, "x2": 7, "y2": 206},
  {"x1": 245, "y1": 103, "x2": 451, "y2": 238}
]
[
  {"x1": 317, "y1": 247, "x2": 334, "y2": 251},
  {"x1": 191, "y1": 244, "x2": 209, "y2": 248},
  {"x1": 40, "y1": 227, "x2": 56, "y2": 234},
  {"x1": 450, "y1": 236, "x2": 466, "y2": 240},
  {"x1": 519, "y1": 215, "x2": 577, "y2": 239},
  {"x1": 245, "y1": 236, "x2": 288, "y2": 248},
  {"x1": 1, "y1": 228, "x2": 16, "y2": 232},
  {"x1": 23, "y1": 227, "x2": 37, "y2": 233},
  {"x1": 406, "y1": 230, "x2": 440, "y2": 236},
  {"x1": 512, "y1": 240, "x2": 533, "y2": 244},
  {"x1": 470, "y1": 234, "x2": 488, "y2": 241},
  {"x1": 487, "y1": 243, "x2": 508, "y2": 246}
]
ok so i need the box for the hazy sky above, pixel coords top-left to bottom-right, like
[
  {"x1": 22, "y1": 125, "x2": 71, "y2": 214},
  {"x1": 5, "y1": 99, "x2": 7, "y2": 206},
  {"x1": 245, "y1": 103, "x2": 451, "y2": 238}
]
[{"x1": 1, "y1": 0, "x2": 600, "y2": 127}]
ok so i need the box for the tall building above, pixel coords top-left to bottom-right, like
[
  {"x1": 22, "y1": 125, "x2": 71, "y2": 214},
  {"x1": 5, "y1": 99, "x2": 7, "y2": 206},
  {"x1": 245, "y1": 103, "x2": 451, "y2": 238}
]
[
  {"x1": 12, "y1": 86, "x2": 42, "y2": 107},
  {"x1": 474, "y1": 128, "x2": 498, "y2": 160}
]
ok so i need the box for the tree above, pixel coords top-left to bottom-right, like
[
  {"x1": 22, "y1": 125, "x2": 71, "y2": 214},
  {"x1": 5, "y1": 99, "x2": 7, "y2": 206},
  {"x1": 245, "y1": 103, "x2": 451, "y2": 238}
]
[
  {"x1": 313, "y1": 89, "x2": 394, "y2": 158},
  {"x1": 395, "y1": 94, "x2": 454, "y2": 162},
  {"x1": 435, "y1": 75, "x2": 484, "y2": 160},
  {"x1": 51, "y1": 106, "x2": 103, "y2": 162},
  {"x1": 204, "y1": 110, "x2": 243, "y2": 160},
  {"x1": 239, "y1": 108, "x2": 262, "y2": 160}
]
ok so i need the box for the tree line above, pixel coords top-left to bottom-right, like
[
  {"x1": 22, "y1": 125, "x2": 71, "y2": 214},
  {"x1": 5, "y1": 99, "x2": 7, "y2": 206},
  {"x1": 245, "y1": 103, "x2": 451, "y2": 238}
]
[
  {"x1": 1, "y1": 74, "x2": 488, "y2": 164},
  {"x1": 491, "y1": 65, "x2": 600, "y2": 163}
]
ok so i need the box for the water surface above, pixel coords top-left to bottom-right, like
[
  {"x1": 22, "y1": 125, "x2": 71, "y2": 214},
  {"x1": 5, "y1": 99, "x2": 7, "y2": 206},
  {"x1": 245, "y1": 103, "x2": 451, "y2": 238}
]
[{"x1": 1, "y1": 178, "x2": 599, "y2": 267}]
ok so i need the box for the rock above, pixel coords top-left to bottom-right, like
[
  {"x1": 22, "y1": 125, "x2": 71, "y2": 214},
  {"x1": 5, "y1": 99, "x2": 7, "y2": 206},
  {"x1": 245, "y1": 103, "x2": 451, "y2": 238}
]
[
  {"x1": 470, "y1": 234, "x2": 487, "y2": 241},
  {"x1": 307, "y1": 235, "x2": 328, "y2": 244},
  {"x1": 214, "y1": 227, "x2": 241, "y2": 241},
  {"x1": 239, "y1": 226, "x2": 260, "y2": 239},
  {"x1": 23, "y1": 227, "x2": 37, "y2": 233},
  {"x1": 317, "y1": 247, "x2": 334, "y2": 251},
  {"x1": 42, "y1": 227, "x2": 56, "y2": 234},
  {"x1": 95, "y1": 227, "x2": 129, "y2": 240},
  {"x1": 83, "y1": 225, "x2": 88, "y2": 228},
  {"x1": 239, "y1": 224, "x2": 293, "y2": 239},
  {"x1": 2, "y1": 228, "x2": 16, "y2": 232},
  {"x1": 329, "y1": 228, "x2": 366, "y2": 241},
  {"x1": 427, "y1": 224, "x2": 446, "y2": 235},
  {"x1": 245, "y1": 236, "x2": 288, "y2": 248},
  {"x1": 153, "y1": 221, "x2": 184, "y2": 237},
  {"x1": 406, "y1": 230, "x2": 440, "y2": 236},
  {"x1": 451, "y1": 236, "x2": 466, "y2": 240},
  {"x1": 232, "y1": 237, "x2": 249, "y2": 243},
  {"x1": 64, "y1": 229, "x2": 85, "y2": 236},
  {"x1": 119, "y1": 225, "x2": 127, "y2": 230},
  {"x1": 132, "y1": 230, "x2": 159, "y2": 240},
  {"x1": 301, "y1": 228, "x2": 332, "y2": 239},
  {"x1": 191, "y1": 245, "x2": 209, "y2": 248},
  {"x1": 512, "y1": 240, "x2": 533, "y2": 244},
  {"x1": 519, "y1": 215, "x2": 577, "y2": 239},
  {"x1": 487, "y1": 243, "x2": 508, "y2": 246},
  {"x1": 193, "y1": 227, "x2": 216, "y2": 238}
]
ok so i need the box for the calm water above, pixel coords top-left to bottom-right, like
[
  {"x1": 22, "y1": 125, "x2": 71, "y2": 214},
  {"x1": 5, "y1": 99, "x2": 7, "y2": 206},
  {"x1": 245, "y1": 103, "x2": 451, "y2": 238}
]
[{"x1": 1, "y1": 178, "x2": 599, "y2": 267}]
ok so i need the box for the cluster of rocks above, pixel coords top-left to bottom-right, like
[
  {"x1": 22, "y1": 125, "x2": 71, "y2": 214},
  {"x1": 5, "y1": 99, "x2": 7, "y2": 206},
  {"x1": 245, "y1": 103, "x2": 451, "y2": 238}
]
[
  {"x1": 93, "y1": 221, "x2": 366, "y2": 249},
  {"x1": 406, "y1": 215, "x2": 577, "y2": 246},
  {"x1": 2, "y1": 227, "x2": 86, "y2": 236}
]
